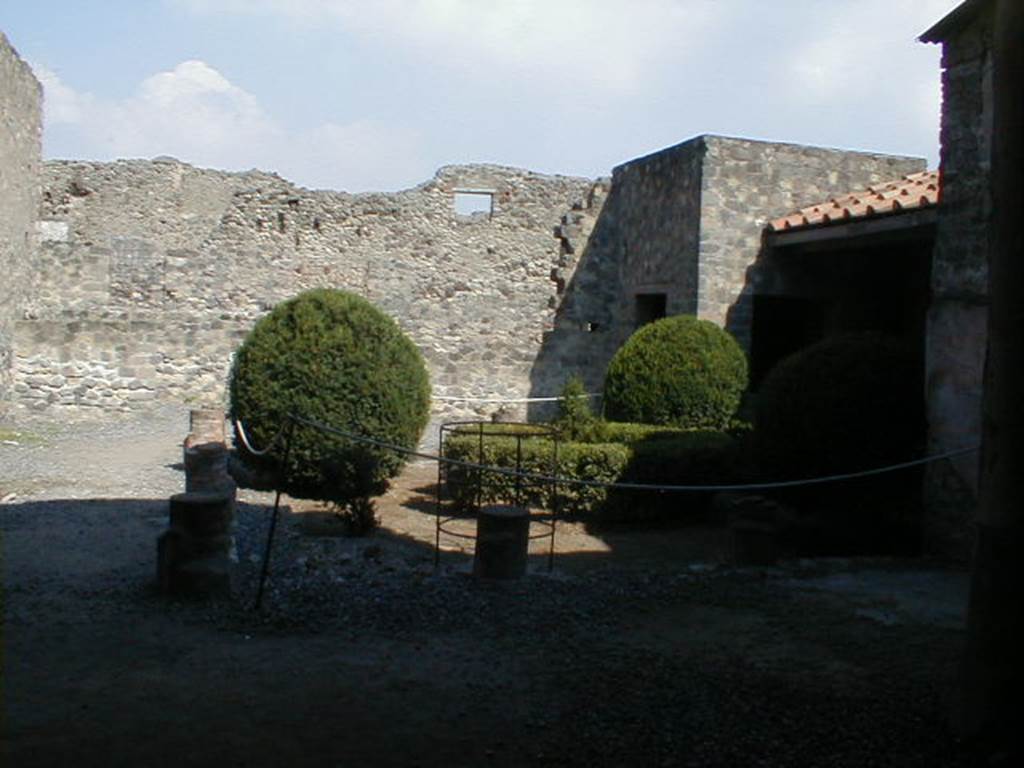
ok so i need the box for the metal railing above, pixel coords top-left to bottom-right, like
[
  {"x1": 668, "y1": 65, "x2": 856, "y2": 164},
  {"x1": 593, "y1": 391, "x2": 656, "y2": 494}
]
[{"x1": 236, "y1": 411, "x2": 980, "y2": 610}]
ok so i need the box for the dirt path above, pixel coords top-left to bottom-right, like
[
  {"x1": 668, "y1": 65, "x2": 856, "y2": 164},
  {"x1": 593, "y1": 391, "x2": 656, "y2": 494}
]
[{"x1": 1, "y1": 409, "x2": 972, "y2": 767}]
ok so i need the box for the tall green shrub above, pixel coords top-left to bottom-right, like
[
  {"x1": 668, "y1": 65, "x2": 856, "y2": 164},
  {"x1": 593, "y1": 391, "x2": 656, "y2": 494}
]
[
  {"x1": 229, "y1": 288, "x2": 430, "y2": 504},
  {"x1": 603, "y1": 315, "x2": 748, "y2": 429},
  {"x1": 751, "y1": 333, "x2": 927, "y2": 553},
  {"x1": 753, "y1": 333, "x2": 925, "y2": 479}
]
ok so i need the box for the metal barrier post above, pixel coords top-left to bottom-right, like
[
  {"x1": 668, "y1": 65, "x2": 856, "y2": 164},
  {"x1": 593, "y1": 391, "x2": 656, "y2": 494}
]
[
  {"x1": 476, "y1": 422, "x2": 484, "y2": 513},
  {"x1": 434, "y1": 422, "x2": 445, "y2": 568},
  {"x1": 515, "y1": 434, "x2": 523, "y2": 507},
  {"x1": 254, "y1": 416, "x2": 296, "y2": 611},
  {"x1": 549, "y1": 436, "x2": 558, "y2": 572}
]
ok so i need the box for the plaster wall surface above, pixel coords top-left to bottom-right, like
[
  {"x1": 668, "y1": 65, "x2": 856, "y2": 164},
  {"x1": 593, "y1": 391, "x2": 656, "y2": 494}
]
[
  {"x1": 923, "y1": 5, "x2": 995, "y2": 560},
  {"x1": 0, "y1": 32, "x2": 41, "y2": 414}
]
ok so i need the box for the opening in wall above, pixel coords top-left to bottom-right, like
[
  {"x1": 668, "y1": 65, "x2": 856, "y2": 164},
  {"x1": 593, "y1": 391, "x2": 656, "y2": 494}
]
[
  {"x1": 453, "y1": 190, "x2": 494, "y2": 219},
  {"x1": 635, "y1": 293, "x2": 667, "y2": 328}
]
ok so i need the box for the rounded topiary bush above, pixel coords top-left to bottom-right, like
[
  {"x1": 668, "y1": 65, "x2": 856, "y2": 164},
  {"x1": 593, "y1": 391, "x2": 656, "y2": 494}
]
[
  {"x1": 602, "y1": 315, "x2": 748, "y2": 429},
  {"x1": 753, "y1": 333, "x2": 925, "y2": 480},
  {"x1": 229, "y1": 288, "x2": 430, "y2": 504}
]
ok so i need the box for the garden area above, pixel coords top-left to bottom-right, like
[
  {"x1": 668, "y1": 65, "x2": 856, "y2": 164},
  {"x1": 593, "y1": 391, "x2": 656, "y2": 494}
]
[
  {"x1": 226, "y1": 289, "x2": 930, "y2": 561},
  {"x1": 2, "y1": 288, "x2": 967, "y2": 767},
  {"x1": 1, "y1": 404, "x2": 970, "y2": 768}
]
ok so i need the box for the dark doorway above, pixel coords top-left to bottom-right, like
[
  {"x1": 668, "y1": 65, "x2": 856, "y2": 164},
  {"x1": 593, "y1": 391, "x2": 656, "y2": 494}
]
[
  {"x1": 751, "y1": 296, "x2": 825, "y2": 387},
  {"x1": 635, "y1": 293, "x2": 667, "y2": 328},
  {"x1": 751, "y1": 235, "x2": 933, "y2": 391}
]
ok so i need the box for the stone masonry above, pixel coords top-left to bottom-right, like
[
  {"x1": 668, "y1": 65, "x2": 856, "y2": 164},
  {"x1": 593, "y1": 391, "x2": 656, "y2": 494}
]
[
  {"x1": 10, "y1": 136, "x2": 927, "y2": 428},
  {"x1": 2, "y1": 29, "x2": 931, "y2": 433},
  {"x1": 530, "y1": 136, "x2": 925, "y2": 416},
  {"x1": 698, "y1": 136, "x2": 925, "y2": 346},
  {"x1": 0, "y1": 33, "x2": 41, "y2": 416},
  {"x1": 921, "y1": 3, "x2": 995, "y2": 560},
  {"x1": 19, "y1": 159, "x2": 595, "y2": 425}
]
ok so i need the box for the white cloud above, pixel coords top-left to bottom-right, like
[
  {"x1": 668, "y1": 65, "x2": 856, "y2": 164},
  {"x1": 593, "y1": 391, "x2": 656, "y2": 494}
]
[
  {"x1": 39, "y1": 60, "x2": 279, "y2": 165},
  {"x1": 35, "y1": 60, "x2": 424, "y2": 191},
  {"x1": 731, "y1": 0, "x2": 956, "y2": 163},
  {"x1": 176, "y1": 0, "x2": 725, "y2": 93},
  {"x1": 783, "y1": 0, "x2": 957, "y2": 105},
  {"x1": 293, "y1": 120, "x2": 425, "y2": 192},
  {"x1": 34, "y1": 64, "x2": 94, "y2": 124},
  {"x1": 35, "y1": 1, "x2": 962, "y2": 189}
]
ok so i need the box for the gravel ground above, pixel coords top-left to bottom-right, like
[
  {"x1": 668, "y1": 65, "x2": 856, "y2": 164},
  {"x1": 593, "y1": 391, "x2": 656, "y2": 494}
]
[{"x1": 1, "y1": 406, "x2": 973, "y2": 767}]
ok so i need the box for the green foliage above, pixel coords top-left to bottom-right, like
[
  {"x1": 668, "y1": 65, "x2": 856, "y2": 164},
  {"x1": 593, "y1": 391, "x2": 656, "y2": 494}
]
[
  {"x1": 444, "y1": 433, "x2": 630, "y2": 517},
  {"x1": 753, "y1": 333, "x2": 925, "y2": 479},
  {"x1": 554, "y1": 374, "x2": 596, "y2": 440},
  {"x1": 456, "y1": 419, "x2": 683, "y2": 445},
  {"x1": 608, "y1": 431, "x2": 742, "y2": 520},
  {"x1": 575, "y1": 420, "x2": 685, "y2": 444},
  {"x1": 444, "y1": 428, "x2": 739, "y2": 522},
  {"x1": 618, "y1": 431, "x2": 739, "y2": 484},
  {"x1": 603, "y1": 315, "x2": 748, "y2": 429},
  {"x1": 229, "y1": 288, "x2": 430, "y2": 504},
  {"x1": 752, "y1": 334, "x2": 927, "y2": 554},
  {"x1": 331, "y1": 497, "x2": 379, "y2": 536}
]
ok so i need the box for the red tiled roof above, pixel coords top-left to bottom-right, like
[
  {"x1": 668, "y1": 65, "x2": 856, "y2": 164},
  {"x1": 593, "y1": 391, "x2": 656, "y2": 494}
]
[{"x1": 767, "y1": 170, "x2": 940, "y2": 232}]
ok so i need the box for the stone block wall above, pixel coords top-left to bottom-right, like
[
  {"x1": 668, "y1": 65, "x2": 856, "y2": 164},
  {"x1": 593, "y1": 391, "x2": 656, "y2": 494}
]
[
  {"x1": 17, "y1": 159, "x2": 594, "y2": 425},
  {"x1": 923, "y1": 4, "x2": 995, "y2": 560},
  {"x1": 606, "y1": 138, "x2": 705, "y2": 321},
  {"x1": 528, "y1": 140, "x2": 704, "y2": 416},
  {"x1": 0, "y1": 33, "x2": 41, "y2": 415},
  {"x1": 8, "y1": 120, "x2": 932, "y2": 431},
  {"x1": 698, "y1": 136, "x2": 926, "y2": 348},
  {"x1": 529, "y1": 136, "x2": 924, "y2": 419}
]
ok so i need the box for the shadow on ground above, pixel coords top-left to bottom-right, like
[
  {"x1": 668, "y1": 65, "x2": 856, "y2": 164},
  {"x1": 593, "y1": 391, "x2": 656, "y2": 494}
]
[{"x1": 1, "y1": 474, "x2": 971, "y2": 767}]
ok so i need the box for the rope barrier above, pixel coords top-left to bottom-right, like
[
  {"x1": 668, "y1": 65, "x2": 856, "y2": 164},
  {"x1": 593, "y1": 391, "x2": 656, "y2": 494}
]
[
  {"x1": 285, "y1": 413, "x2": 980, "y2": 494},
  {"x1": 233, "y1": 418, "x2": 287, "y2": 457},
  {"x1": 431, "y1": 393, "x2": 600, "y2": 404},
  {"x1": 247, "y1": 412, "x2": 980, "y2": 606}
]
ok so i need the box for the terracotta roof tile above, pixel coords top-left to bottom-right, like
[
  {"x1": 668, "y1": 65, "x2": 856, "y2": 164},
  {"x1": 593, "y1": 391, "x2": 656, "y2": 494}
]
[{"x1": 767, "y1": 170, "x2": 940, "y2": 232}]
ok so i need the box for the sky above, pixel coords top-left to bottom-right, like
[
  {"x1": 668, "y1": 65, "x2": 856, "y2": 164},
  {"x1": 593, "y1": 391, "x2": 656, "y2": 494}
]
[{"x1": 1, "y1": 1, "x2": 962, "y2": 193}]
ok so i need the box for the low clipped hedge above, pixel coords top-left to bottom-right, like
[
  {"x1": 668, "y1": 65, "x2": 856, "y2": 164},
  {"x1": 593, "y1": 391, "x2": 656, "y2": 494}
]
[
  {"x1": 571, "y1": 420, "x2": 686, "y2": 444},
  {"x1": 229, "y1": 288, "x2": 430, "y2": 504},
  {"x1": 445, "y1": 434, "x2": 630, "y2": 517},
  {"x1": 444, "y1": 425, "x2": 739, "y2": 522},
  {"x1": 480, "y1": 420, "x2": 685, "y2": 444},
  {"x1": 603, "y1": 315, "x2": 748, "y2": 429}
]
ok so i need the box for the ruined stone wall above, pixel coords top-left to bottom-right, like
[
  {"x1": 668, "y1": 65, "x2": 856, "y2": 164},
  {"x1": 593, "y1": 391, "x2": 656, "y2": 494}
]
[
  {"x1": 16, "y1": 159, "x2": 593, "y2": 424},
  {"x1": 607, "y1": 139, "x2": 706, "y2": 321},
  {"x1": 11, "y1": 129, "x2": 932, "y2": 428},
  {"x1": 699, "y1": 136, "x2": 926, "y2": 348},
  {"x1": 528, "y1": 140, "x2": 704, "y2": 418},
  {"x1": 530, "y1": 135, "x2": 926, "y2": 417},
  {"x1": 923, "y1": 5, "x2": 995, "y2": 560},
  {"x1": 0, "y1": 33, "x2": 42, "y2": 415}
]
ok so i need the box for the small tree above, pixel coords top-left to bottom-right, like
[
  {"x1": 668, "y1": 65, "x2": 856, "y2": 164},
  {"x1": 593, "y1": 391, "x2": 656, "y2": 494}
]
[
  {"x1": 603, "y1": 315, "x2": 748, "y2": 429},
  {"x1": 229, "y1": 289, "x2": 431, "y2": 527},
  {"x1": 555, "y1": 374, "x2": 595, "y2": 440}
]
